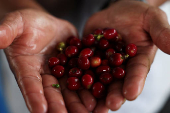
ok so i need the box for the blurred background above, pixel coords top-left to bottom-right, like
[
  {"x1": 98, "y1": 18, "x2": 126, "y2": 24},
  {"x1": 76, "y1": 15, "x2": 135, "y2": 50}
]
[{"x1": 0, "y1": 1, "x2": 170, "y2": 113}]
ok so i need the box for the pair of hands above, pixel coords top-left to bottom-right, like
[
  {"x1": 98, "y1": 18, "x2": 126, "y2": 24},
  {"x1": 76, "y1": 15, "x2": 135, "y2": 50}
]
[{"x1": 0, "y1": 1, "x2": 170, "y2": 113}]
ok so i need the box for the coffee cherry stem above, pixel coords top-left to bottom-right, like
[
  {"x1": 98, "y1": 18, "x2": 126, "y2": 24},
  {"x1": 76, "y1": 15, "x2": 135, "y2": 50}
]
[
  {"x1": 57, "y1": 42, "x2": 66, "y2": 52},
  {"x1": 123, "y1": 54, "x2": 129, "y2": 59},
  {"x1": 121, "y1": 54, "x2": 129, "y2": 60},
  {"x1": 94, "y1": 34, "x2": 104, "y2": 41},
  {"x1": 52, "y1": 84, "x2": 60, "y2": 88}
]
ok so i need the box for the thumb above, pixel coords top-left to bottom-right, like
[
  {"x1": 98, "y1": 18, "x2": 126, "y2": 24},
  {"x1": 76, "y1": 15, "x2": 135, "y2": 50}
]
[
  {"x1": 0, "y1": 11, "x2": 24, "y2": 49},
  {"x1": 144, "y1": 7, "x2": 170, "y2": 54}
]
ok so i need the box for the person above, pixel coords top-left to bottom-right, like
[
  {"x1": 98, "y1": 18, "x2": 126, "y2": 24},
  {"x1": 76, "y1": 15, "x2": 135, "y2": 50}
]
[{"x1": 0, "y1": 0, "x2": 169, "y2": 113}]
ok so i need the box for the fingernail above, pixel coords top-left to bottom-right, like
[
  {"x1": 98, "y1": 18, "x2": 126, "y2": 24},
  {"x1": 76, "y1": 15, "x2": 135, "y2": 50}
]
[{"x1": 122, "y1": 98, "x2": 126, "y2": 105}]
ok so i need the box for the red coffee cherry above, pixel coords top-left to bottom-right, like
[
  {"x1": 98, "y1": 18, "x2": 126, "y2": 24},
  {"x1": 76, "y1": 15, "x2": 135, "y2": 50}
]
[
  {"x1": 92, "y1": 82, "x2": 105, "y2": 98},
  {"x1": 65, "y1": 46, "x2": 78, "y2": 57},
  {"x1": 67, "y1": 77, "x2": 81, "y2": 90},
  {"x1": 93, "y1": 28, "x2": 103, "y2": 35},
  {"x1": 69, "y1": 68, "x2": 82, "y2": 77},
  {"x1": 105, "y1": 48, "x2": 116, "y2": 59},
  {"x1": 99, "y1": 72, "x2": 113, "y2": 84},
  {"x1": 98, "y1": 38, "x2": 109, "y2": 50},
  {"x1": 78, "y1": 56, "x2": 90, "y2": 70},
  {"x1": 103, "y1": 28, "x2": 117, "y2": 40},
  {"x1": 51, "y1": 65, "x2": 65, "y2": 78},
  {"x1": 48, "y1": 57, "x2": 60, "y2": 68},
  {"x1": 82, "y1": 34, "x2": 95, "y2": 47},
  {"x1": 90, "y1": 57, "x2": 101, "y2": 68},
  {"x1": 96, "y1": 65, "x2": 110, "y2": 75},
  {"x1": 112, "y1": 67, "x2": 125, "y2": 79},
  {"x1": 113, "y1": 41, "x2": 125, "y2": 53},
  {"x1": 79, "y1": 48, "x2": 94, "y2": 58},
  {"x1": 111, "y1": 34, "x2": 122, "y2": 42},
  {"x1": 109, "y1": 53, "x2": 124, "y2": 66},
  {"x1": 57, "y1": 53, "x2": 67, "y2": 66},
  {"x1": 70, "y1": 37, "x2": 82, "y2": 49},
  {"x1": 125, "y1": 43, "x2": 137, "y2": 57},
  {"x1": 81, "y1": 74, "x2": 94, "y2": 89}
]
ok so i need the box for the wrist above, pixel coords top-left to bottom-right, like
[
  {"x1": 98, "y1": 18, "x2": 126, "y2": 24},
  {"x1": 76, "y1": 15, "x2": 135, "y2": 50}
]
[
  {"x1": 0, "y1": 0, "x2": 45, "y2": 17},
  {"x1": 10, "y1": 0, "x2": 45, "y2": 11}
]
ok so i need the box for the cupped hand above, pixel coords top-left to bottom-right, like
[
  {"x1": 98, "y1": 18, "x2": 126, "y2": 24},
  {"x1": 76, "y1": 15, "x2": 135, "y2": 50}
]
[
  {"x1": 0, "y1": 9, "x2": 96, "y2": 113},
  {"x1": 84, "y1": 0, "x2": 170, "y2": 112}
]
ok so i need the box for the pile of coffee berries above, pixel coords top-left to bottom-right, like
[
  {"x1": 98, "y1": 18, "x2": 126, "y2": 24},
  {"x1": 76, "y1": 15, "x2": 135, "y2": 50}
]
[{"x1": 48, "y1": 28, "x2": 137, "y2": 98}]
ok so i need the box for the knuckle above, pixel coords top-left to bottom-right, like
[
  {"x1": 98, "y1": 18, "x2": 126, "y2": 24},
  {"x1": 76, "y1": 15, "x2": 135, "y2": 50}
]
[{"x1": 4, "y1": 11, "x2": 23, "y2": 23}]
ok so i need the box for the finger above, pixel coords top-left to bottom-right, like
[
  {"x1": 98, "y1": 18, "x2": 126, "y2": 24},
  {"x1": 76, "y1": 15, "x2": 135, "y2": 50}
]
[
  {"x1": 18, "y1": 72, "x2": 47, "y2": 113},
  {"x1": 0, "y1": 11, "x2": 24, "y2": 48},
  {"x1": 11, "y1": 56, "x2": 47, "y2": 113},
  {"x1": 93, "y1": 99, "x2": 109, "y2": 113},
  {"x1": 78, "y1": 89, "x2": 97, "y2": 111},
  {"x1": 42, "y1": 74, "x2": 67, "y2": 113},
  {"x1": 59, "y1": 76, "x2": 89, "y2": 113},
  {"x1": 106, "y1": 80, "x2": 125, "y2": 111},
  {"x1": 123, "y1": 53, "x2": 152, "y2": 100},
  {"x1": 144, "y1": 7, "x2": 170, "y2": 54}
]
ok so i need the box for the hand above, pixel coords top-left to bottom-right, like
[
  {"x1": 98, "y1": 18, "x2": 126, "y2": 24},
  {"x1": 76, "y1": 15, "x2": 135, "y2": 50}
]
[
  {"x1": 83, "y1": 0, "x2": 170, "y2": 112},
  {"x1": 0, "y1": 9, "x2": 96, "y2": 113}
]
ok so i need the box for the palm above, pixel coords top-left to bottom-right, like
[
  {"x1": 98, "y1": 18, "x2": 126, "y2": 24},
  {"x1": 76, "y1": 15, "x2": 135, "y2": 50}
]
[
  {"x1": 5, "y1": 9, "x2": 75, "y2": 72},
  {"x1": 84, "y1": 1, "x2": 160, "y2": 111}
]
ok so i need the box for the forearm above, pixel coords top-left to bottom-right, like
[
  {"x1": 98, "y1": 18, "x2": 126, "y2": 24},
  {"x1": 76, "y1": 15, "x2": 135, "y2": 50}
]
[{"x1": 0, "y1": 0, "x2": 45, "y2": 17}]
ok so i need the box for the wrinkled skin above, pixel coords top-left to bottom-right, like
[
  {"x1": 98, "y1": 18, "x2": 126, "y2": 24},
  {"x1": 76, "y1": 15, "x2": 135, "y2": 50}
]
[{"x1": 0, "y1": 1, "x2": 170, "y2": 113}]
